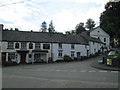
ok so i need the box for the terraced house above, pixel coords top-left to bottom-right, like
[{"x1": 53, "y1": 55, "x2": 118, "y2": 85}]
[{"x1": 0, "y1": 24, "x2": 109, "y2": 64}]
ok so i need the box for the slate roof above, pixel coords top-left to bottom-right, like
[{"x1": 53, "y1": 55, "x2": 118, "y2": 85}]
[
  {"x1": 81, "y1": 34, "x2": 102, "y2": 43},
  {"x1": 2, "y1": 30, "x2": 89, "y2": 45}
]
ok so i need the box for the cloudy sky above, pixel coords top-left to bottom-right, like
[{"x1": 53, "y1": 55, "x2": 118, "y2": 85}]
[{"x1": 0, "y1": 0, "x2": 109, "y2": 32}]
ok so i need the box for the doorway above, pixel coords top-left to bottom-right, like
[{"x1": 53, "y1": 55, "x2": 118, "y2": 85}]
[
  {"x1": 20, "y1": 53, "x2": 26, "y2": 64},
  {"x1": 77, "y1": 52, "x2": 81, "y2": 60}
]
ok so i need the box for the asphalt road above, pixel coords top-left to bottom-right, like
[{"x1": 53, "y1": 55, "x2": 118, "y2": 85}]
[{"x1": 2, "y1": 55, "x2": 119, "y2": 88}]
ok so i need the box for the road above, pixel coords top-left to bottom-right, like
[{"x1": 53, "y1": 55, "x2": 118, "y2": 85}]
[{"x1": 2, "y1": 55, "x2": 119, "y2": 88}]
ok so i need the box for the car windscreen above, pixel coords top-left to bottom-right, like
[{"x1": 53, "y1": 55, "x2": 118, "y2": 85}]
[{"x1": 108, "y1": 51, "x2": 116, "y2": 55}]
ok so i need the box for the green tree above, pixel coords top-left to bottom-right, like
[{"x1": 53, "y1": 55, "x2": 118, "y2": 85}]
[
  {"x1": 100, "y1": 1, "x2": 120, "y2": 46},
  {"x1": 85, "y1": 18, "x2": 95, "y2": 30},
  {"x1": 15, "y1": 28, "x2": 19, "y2": 31},
  {"x1": 41, "y1": 21, "x2": 47, "y2": 32},
  {"x1": 75, "y1": 22, "x2": 85, "y2": 34},
  {"x1": 10, "y1": 28, "x2": 13, "y2": 31},
  {"x1": 48, "y1": 20, "x2": 55, "y2": 33}
]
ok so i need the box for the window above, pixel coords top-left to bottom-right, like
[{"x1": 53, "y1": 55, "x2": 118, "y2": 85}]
[
  {"x1": 15, "y1": 43, "x2": 19, "y2": 49},
  {"x1": 21, "y1": 42, "x2": 27, "y2": 49},
  {"x1": 8, "y1": 42, "x2": 14, "y2": 49},
  {"x1": 98, "y1": 31, "x2": 99, "y2": 33},
  {"x1": 8, "y1": 52, "x2": 15, "y2": 61},
  {"x1": 94, "y1": 49, "x2": 96, "y2": 53},
  {"x1": 93, "y1": 42, "x2": 95, "y2": 45},
  {"x1": 58, "y1": 43, "x2": 62, "y2": 49},
  {"x1": 71, "y1": 51, "x2": 75, "y2": 58},
  {"x1": 35, "y1": 43, "x2": 41, "y2": 49},
  {"x1": 98, "y1": 37, "x2": 100, "y2": 39},
  {"x1": 29, "y1": 42, "x2": 33, "y2": 49},
  {"x1": 34, "y1": 54, "x2": 40, "y2": 62},
  {"x1": 43, "y1": 44, "x2": 50, "y2": 49},
  {"x1": 104, "y1": 38, "x2": 106, "y2": 42},
  {"x1": 58, "y1": 50, "x2": 62, "y2": 57},
  {"x1": 71, "y1": 44, "x2": 75, "y2": 49}
]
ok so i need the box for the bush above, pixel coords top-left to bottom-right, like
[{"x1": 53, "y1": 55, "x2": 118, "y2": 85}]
[{"x1": 64, "y1": 55, "x2": 72, "y2": 62}]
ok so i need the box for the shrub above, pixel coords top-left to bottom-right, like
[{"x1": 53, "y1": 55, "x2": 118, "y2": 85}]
[{"x1": 64, "y1": 55, "x2": 72, "y2": 62}]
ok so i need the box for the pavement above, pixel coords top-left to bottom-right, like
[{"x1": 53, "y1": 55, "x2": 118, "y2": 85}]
[{"x1": 91, "y1": 60, "x2": 120, "y2": 71}]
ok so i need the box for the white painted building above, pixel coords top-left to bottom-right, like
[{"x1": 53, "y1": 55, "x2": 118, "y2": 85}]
[
  {"x1": 1, "y1": 25, "x2": 90, "y2": 64},
  {"x1": 1, "y1": 24, "x2": 106, "y2": 65},
  {"x1": 90, "y1": 26, "x2": 110, "y2": 51}
]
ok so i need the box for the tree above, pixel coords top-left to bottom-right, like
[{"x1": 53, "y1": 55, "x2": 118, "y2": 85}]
[
  {"x1": 100, "y1": 1, "x2": 120, "y2": 46},
  {"x1": 75, "y1": 22, "x2": 85, "y2": 34},
  {"x1": 10, "y1": 28, "x2": 13, "y2": 31},
  {"x1": 15, "y1": 28, "x2": 19, "y2": 31},
  {"x1": 85, "y1": 18, "x2": 95, "y2": 30},
  {"x1": 41, "y1": 21, "x2": 47, "y2": 32},
  {"x1": 65, "y1": 31, "x2": 71, "y2": 34},
  {"x1": 48, "y1": 20, "x2": 55, "y2": 33}
]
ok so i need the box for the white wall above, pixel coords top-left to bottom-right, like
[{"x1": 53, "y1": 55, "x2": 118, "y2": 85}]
[
  {"x1": 90, "y1": 27, "x2": 110, "y2": 50},
  {"x1": 89, "y1": 41, "x2": 102, "y2": 55},
  {"x1": 52, "y1": 43, "x2": 87, "y2": 61},
  {"x1": 2, "y1": 42, "x2": 51, "y2": 63}
]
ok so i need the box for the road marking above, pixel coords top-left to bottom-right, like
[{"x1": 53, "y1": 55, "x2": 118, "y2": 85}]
[
  {"x1": 56, "y1": 70, "x2": 61, "y2": 72},
  {"x1": 89, "y1": 70, "x2": 96, "y2": 72},
  {"x1": 111, "y1": 71, "x2": 119, "y2": 73},
  {"x1": 99, "y1": 70, "x2": 108, "y2": 72}
]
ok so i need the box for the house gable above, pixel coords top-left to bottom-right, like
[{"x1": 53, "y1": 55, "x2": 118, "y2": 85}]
[{"x1": 90, "y1": 27, "x2": 110, "y2": 37}]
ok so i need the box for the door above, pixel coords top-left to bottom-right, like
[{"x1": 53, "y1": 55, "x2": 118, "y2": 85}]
[
  {"x1": 77, "y1": 52, "x2": 81, "y2": 60},
  {"x1": 2, "y1": 52, "x2": 6, "y2": 63},
  {"x1": 21, "y1": 53, "x2": 26, "y2": 64}
]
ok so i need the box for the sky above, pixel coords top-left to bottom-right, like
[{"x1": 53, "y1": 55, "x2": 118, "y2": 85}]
[{"x1": 0, "y1": 0, "x2": 109, "y2": 33}]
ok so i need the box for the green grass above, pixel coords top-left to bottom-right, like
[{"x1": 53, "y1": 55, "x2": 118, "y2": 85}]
[{"x1": 108, "y1": 54, "x2": 120, "y2": 58}]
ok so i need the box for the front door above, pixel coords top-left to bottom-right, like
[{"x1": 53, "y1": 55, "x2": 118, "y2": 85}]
[
  {"x1": 77, "y1": 52, "x2": 81, "y2": 60},
  {"x1": 21, "y1": 53, "x2": 26, "y2": 64},
  {"x1": 2, "y1": 52, "x2": 6, "y2": 63}
]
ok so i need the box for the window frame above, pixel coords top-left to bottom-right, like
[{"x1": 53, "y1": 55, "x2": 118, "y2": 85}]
[
  {"x1": 58, "y1": 43, "x2": 62, "y2": 49},
  {"x1": 35, "y1": 43, "x2": 41, "y2": 49},
  {"x1": 7, "y1": 42, "x2": 14, "y2": 49},
  {"x1": 29, "y1": 42, "x2": 33, "y2": 49},
  {"x1": 43, "y1": 44, "x2": 50, "y2": 49},
  {"x1": 71, "y1": 51, "x2": 75, "y2": 58},
  {"x1": 71, "y1": 44, "x2": 75, "y2": 49},
  {"x1": 21, "y1": 42, "x2": 27, "y2": 49},
  {"x1": 58, "y1": 50, "x2": 62, "y2": 58},
  {"x1": 15, "y1": 42, "x2": 19, "y2": 49},
  {"x1": 8, "y1": 52, "x2": 15, "y2": 60}
]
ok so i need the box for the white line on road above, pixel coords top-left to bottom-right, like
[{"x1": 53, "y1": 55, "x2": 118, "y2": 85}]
[
  {"x1": 99, "y1": 70, "x2": 108, "y2": 72},
  {"x1": 111, "y1": 71, "x2": 119, "y2": 73},
  {"x1": 89, "y1": 70, "x2": 96, "y2": 72}
]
